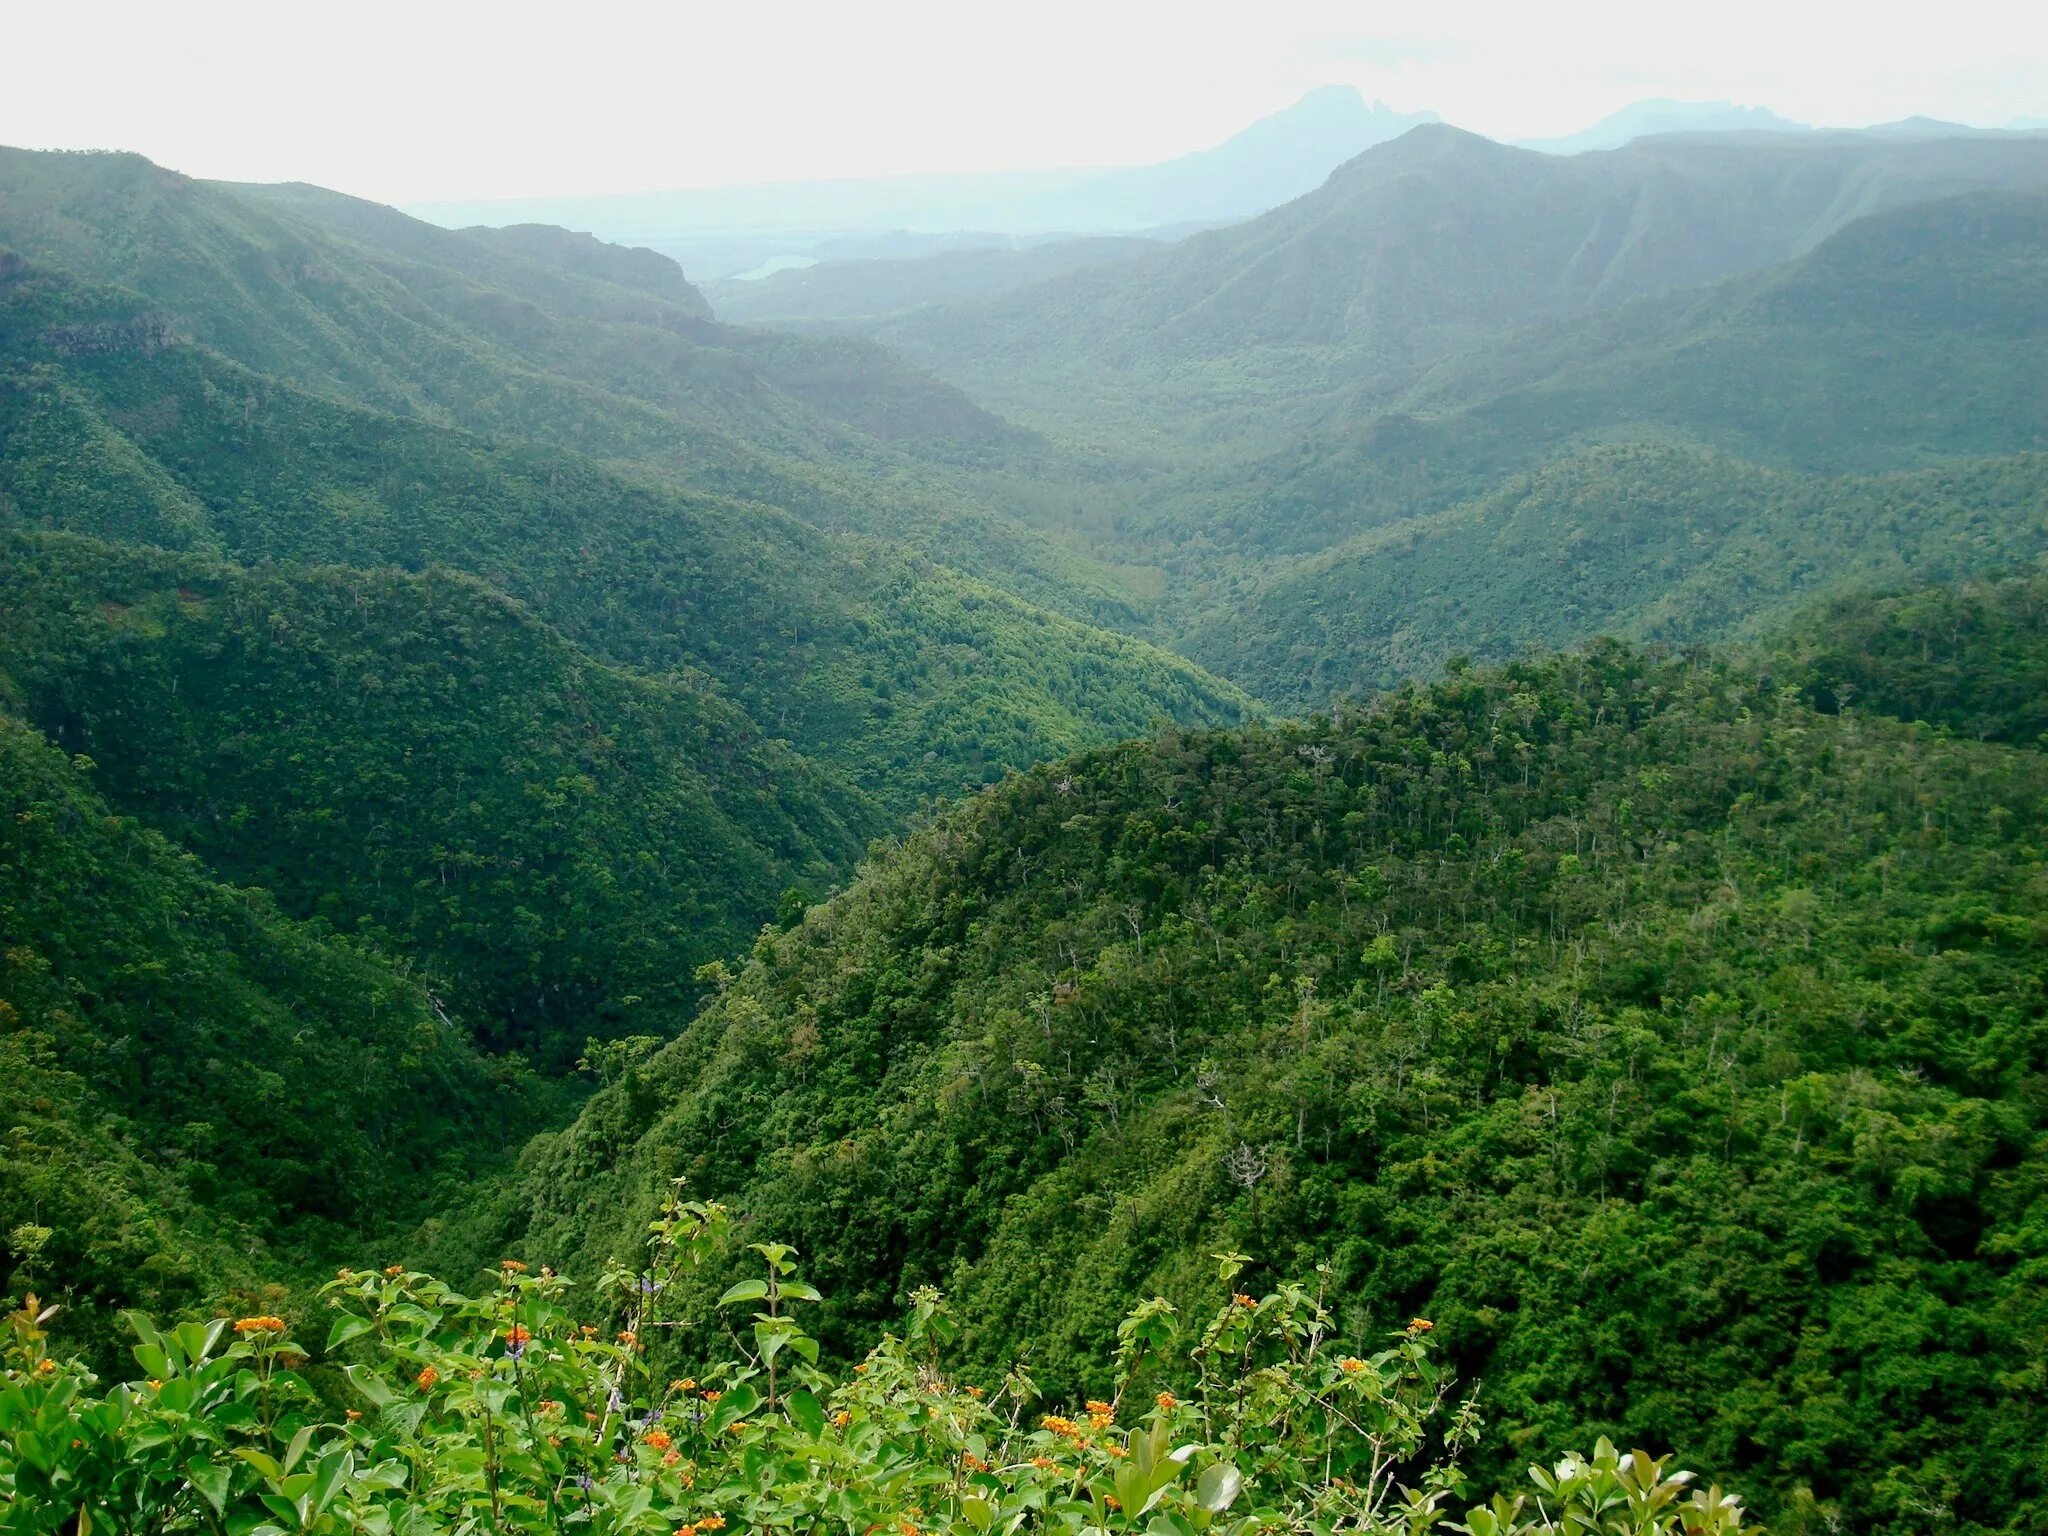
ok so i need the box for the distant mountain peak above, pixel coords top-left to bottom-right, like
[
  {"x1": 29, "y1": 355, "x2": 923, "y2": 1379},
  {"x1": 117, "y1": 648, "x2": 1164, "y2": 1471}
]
[{"x1": 1519, "y1": 98, "x2": 1809, "y2": 155}]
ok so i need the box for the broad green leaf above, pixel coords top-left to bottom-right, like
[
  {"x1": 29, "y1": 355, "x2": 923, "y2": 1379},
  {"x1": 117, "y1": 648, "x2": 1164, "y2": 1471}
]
[
  {"x1": 325, "y1": 1315, "x2": 376, "y2": 1352},
  {"x1": 784, "y1": 1388, "x2": 826, "y2": 1439},
  {"x1": 344, "y1": 1362, "x2": 394, "y2": 1408},
  {"x1": 709, "y1": 1384, "x2": 761, "y2": 1434},
  {"x1": 1196, "y1": 1464, "x2": 1242, "y2": 1515},
  {"x1": 186, "y1": 1458, "x2": 231, "y2": 1515}
]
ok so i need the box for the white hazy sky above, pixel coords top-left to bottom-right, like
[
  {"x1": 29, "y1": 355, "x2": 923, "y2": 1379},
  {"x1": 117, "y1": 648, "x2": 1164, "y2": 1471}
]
[{"x1": 4, "y1": 0, "x2": 2045, "y2": 204}]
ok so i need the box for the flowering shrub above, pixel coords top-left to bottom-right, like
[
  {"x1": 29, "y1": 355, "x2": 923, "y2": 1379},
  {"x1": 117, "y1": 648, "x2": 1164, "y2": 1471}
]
[{"x1": 0, "y1": 1188, "x2": 1756, "y2": 1534}]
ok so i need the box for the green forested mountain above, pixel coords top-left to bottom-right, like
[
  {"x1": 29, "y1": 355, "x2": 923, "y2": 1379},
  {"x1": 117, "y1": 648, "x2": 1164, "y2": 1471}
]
[
  {"x1": 0, "y1": 712, "x2": 536, "y2": 1338},
  {"x1": 1192, "y1": 190, "x2": 2048, "y2": 567},
  {"x1": 898, "y1": 186, "x2": 2048, "y2": 711},
  {"x1": 868, "y1": 127, "x2": 2048, "y2": 447},
  {"x1": 8, "y1": 106, "x2": 2048, "y2": 1536},
  {"x1": 0, "y1": 530, "x2": 872, "y2": 1061},
  {"x1": 505, "y1": 613, "x2": 2048, "y2": 1532},
  {"x1": 1178, "y1": 450, "x2": 2048, "y2": 709},
  {"x1": 1776, "y1": 568, "x2": 2048, "y2": 745},
  {"x1": 0, "y1": 146, "x2": 1143, "y2": 624},
  {"x1": 0, "y1": 246, "x2": 1255, "y2": 810}
]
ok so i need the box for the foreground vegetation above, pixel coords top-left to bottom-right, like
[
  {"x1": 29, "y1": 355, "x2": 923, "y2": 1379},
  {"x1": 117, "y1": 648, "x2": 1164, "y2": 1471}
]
[
  {"x1": 505, "y1": 612, "x2": 2048, "y2": 1534},
  {"x1": 0, "y1": 1192, "x2": 1755, "y2": 1535}
]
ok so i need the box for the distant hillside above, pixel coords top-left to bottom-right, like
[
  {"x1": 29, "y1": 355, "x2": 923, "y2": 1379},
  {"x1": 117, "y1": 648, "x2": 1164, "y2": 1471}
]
[
  {"x1": 1179, "y1": 449, "x2": 2048, "y2": 708},
  {"x1": 1165, "y1": 187, "x2": 2048, "y2": 552},
  {"x1": 967, "y1": 189, "x2": 2048, "y2": 707},
  {"x1": 706, "y1": 234, "x2": 1165, "y2": 326},
  {"x1": 0, "y1": 146, "x2": 1147, "y2": 626},
  {"x1": 869, "y1": 127, "x2": 2048, "y2": 444},
  {"x1": 0, "y1": 268, "x2": 1255, "y2": 810}
]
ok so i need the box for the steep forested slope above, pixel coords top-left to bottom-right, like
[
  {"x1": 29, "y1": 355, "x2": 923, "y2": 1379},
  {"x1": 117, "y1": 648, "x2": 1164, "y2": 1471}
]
[
  {"x1": 508, "y1": 615, "x2": 2048, "y2": 1532},
  {"x1": 0, "y1": 254, "x2": 1255, "y2": 810},
  {"x1": 0, "y1": 713, "x2": 533, "y2": 1339},
  {"x1": 0, "y1": 146, "x2": 1143, "y2": 626},
  {"x1": 0, "y1": 530, "x2": 873, "y2": 1061}
]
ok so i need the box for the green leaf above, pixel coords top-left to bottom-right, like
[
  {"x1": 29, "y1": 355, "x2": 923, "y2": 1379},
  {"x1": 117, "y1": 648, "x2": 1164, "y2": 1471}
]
[
  {"x1": 310, "y1": 1448, "x2": 354, "y2": 1516},
  {"x1": 325, "y1": 1314, "x2": 375, "y2": 1353},
  {"x1": 343, "y1": 1362, "x2": 394, "y2": 1408},
  {"x1": 1196, "y1": 1464, "x2": 1243, "y2": 1515},
  {"x1": 785, "y1": 1388, "x2": 826, "y2": 1439},
  {"x1": 719, "y1": 1279, "x2": 770, "y2": 1307},
  {"x1": 186, "y1": 1459, "x2": 231, "y2": 1515},
  {"x1": 708, "y1": 1384, "x2": 761, "y2": 1434},
  {"x1": 281, "y1": 1423, "x2": 316, "y2": 1474}
]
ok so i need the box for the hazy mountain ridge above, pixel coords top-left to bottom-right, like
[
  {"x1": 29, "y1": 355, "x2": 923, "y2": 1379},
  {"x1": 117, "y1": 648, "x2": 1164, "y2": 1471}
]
[
  {"x1": 705, "y1": 234, "x2": 1168, "y2": 326},
  {"x1": 1516, "y1": 98, "x2": 1809, "y2": 154},
  {"x1": 864, "y1": 125, "x2": 2048, "y2": 442},
  {"x1": 404, "y1": 87, "x2": 1437, "y2": 277}
]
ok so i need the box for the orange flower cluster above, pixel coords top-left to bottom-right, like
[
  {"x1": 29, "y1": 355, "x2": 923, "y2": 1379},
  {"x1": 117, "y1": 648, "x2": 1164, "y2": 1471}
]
[
  {"x1": 504, "y1": 1325, "x2": 532, "y2": 1349},
  {"x1": 1233, "y1": 1293, "x2": 1257, "y2": 1309},
  {"x1": 233, "y1": 1316, "x2": 285, "y2": 1335},
  {"x1": 644, "y1": 1430, "x2": 672, "y2": 1450},
  {"x1": 1338, "y1": 1358, "x2": 1366, "y2": 1374},
  {"x1": 416, "y1": 1366, "x2": 439, "y2": 1392},
  {"x1": 1041, "y1": 1414, "x2": 1080, "y2": 1437},
  {"x1": 1085, "y1": 1399, "x2": 1114, "y2": 1430},
  {"x1": 832, "y1": 1410, "x2": 851, "y2": 1429},
  {"x1": 670, "y1": 1378, "x2": 697, "y2": 1392},
  {"x1": 617, "y1": 1330, "x2": 639, "y2": 1348},
  {"x1": 1155, "y1": 1392, "x2": 1178, "y2": 1410},
  {"x1": 500, "y1": 1259, "x2": 528, "y2": 1274},
  {"x1": 1408, "y1": 1318, "x2": 1434, "y2": 1333},
  {"x1": 383, "y1": 1265, "x2": 404, "y2": 1277},
  {"x1": 962, "y1": 1452, "x2": 987, "y2": 1472},
  {"x1": 1030, "y1": 1455, "x2": 1058, "y2": 1471},
  {"x1": 701, "y1": 1389, "x2": 723, "y2": 1404}
]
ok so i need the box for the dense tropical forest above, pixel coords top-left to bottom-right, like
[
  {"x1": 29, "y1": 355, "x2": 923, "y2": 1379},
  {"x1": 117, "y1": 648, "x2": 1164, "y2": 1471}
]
[{"x1": 2, "y1": 107, "x2": 2047, "y2": 1534}]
